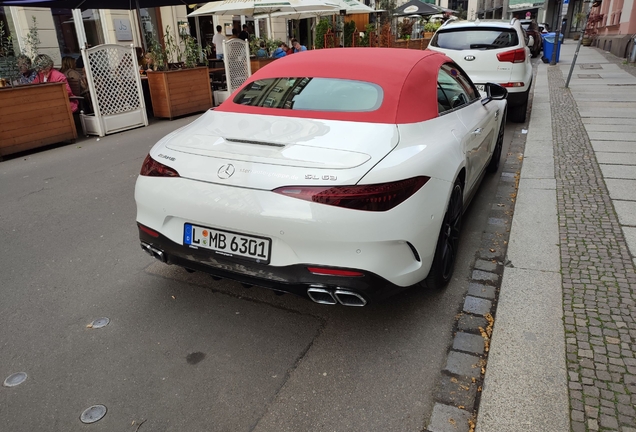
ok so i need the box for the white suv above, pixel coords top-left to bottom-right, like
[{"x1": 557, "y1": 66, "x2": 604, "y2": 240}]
[{"x1": 427, "y1": 19, "x2": 533, "y2": 123}]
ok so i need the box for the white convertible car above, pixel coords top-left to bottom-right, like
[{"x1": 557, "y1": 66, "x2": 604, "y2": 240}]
[{"x1": 135, "y1": 48, "x2": 507, "y2": 306}]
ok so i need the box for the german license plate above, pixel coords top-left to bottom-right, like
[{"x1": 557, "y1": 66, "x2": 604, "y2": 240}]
[
  {"x1": 184, "y1": 223, "x2": 271, "y2": 264},
  {"x1": 475, "y1": 84, "x2": 485, "y2": 92}
]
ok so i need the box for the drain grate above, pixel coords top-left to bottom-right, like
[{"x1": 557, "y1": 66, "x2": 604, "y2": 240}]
[
  {"x1": 577, "y1": 74, "x2": 602, "y2": 79},
  {"x1": 579, "y1": 63, "x2": 603, "y2": 70}
]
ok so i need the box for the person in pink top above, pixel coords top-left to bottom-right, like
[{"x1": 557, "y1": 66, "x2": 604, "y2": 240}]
[{"x1": 32, "y1": 54, "x2": 79, "y2": 113}]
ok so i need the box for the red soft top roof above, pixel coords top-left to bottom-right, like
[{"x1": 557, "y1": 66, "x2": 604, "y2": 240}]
[{"x1": 215, "y1": 48, "x2": 453, "y2": 124}]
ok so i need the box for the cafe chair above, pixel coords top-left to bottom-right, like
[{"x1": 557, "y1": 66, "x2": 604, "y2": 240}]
[{"x1": 67, "y1": 76, "x2": 89, "y2": 136}]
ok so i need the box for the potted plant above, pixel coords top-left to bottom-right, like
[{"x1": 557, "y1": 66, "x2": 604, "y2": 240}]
[
  {"x1": 145, "y1": 25, "x2": 213, "y2": 120},
  {"x1": 423, "y1": 21, "x2": 440, "y2": 39},
  {"x1": 315, "y1": 18, "x2": 332, "y2": 49},
  {"x1": 572, "y1": 12, "x2": 586, "y2": 40},
  {"x1": 0, "y1": 21, "x2": 18, "y2": 88}
]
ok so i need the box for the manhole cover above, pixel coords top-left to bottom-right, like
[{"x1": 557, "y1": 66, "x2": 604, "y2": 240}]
[
  {"x1": 579, "y1": 63, "x2": 603, "y2": 69},
  {"x1": 3, "y1": 372, "x2": 27, "y2": 387},
  {"x1": 90, "y1": 317, "x2": 110, "y2": 329},
  {"x1": 577, "y1": 74, "x2": 602, "y2": 79},
  {"x1": 80, "y1": 405, "x2": 107, "y2": 424}
]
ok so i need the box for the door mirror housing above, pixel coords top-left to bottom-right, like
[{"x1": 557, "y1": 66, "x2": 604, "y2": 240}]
[{"x1": 481, "y1": 82, "x2": 508, "y2": 105}]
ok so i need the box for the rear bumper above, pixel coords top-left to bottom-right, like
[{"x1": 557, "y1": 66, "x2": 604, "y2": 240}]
[
  {"x1": 138, "y1": 227, "x2": 407, "y2": 303},
  {"x1": 135, "y1": 176, "x2": 450, "y2": 288},
  {"x1": 506, "y1": 85, "x2": 530, "y2": 107}
]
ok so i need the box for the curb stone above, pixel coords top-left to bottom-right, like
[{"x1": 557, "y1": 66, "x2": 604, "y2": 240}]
[{"x1": 424, "y1": 64, "x2": 536, "y2": 431}]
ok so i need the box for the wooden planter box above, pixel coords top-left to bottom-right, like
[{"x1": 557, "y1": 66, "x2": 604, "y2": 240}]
[
  {"x1": 392, "y1": 38, "x2": 430, "y2": 50},
  {"x1": 146, "y1": 67, "x2": 213, "y2": 120},
  {"x1": 250, "y1": 57, "x2": 277, "y2": 73},
  {"x1": 0, "y1": 82, "x2": 77, "y2": 158}
]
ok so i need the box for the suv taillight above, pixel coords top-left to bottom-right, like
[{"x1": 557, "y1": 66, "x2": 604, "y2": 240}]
[
  {"x1": 140, "y1": 154, "x2": 180, "y2": 177},
  {"x1": 497, "y1": 48, "x2": 526, "y2": 63},
  {"x1": 272, "y1": 177, "x2": 430, "y2": 212}
]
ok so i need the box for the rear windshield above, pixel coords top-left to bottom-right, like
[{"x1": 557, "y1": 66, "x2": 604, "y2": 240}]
[
  {"x1": 233, "y1": 77, "x2": 383, "y2": 112},
  {"x1": 430, "y1": 28, "x2": 519, "y2": 50}
]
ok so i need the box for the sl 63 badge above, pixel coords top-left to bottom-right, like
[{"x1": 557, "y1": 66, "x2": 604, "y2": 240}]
[{"x1": 306, "y1": 174, "x2": 338, "y2": 181}]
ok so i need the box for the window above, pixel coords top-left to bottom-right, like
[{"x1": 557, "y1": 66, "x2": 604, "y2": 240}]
[
  {"x1": 437, "y1": 64, "x2": 478, "y2": 114},
  {"x1": 140, "y1": 8, "x2": 162, "y2": 49},
  {"x1": 51, "y1": 9, "x2": 105, "y2": 57},
  {"x1": 234, "y1": 77, "x2": 383, "y2": 112},
  {"x1": 431, "y1": 27, "x2": 519, "y2": 50}
]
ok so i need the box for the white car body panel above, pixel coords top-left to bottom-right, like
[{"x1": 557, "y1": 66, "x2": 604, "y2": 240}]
[
  {"x1": 136, "y1": 96, "x2": 506, "y2": 288},
  {"x1": 430, "y1": 45, "x2": 532, "y2": 95},
  {"x1": 135, "y1": 175, "x2": 449, "y2": 287},
  {"x1": 428, "y1": 20, "x2": 533, "y2": 96},
  {"x1": 156, "y1": 110, "x2": 399, "y2": 190}
]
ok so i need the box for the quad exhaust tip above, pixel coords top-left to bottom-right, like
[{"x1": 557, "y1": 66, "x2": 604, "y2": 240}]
[
  {"x1": 307, "y1": 287, "x2": 367, "y2": 307},
  {"x1": 307, "y1": 287, "x2": 337, "y2": 305},
  {"x1": 141, "y1": 242, "x2": 166, "y2": 263},
  {"x1": 334, "y1": 289, "x2": 367, "y2": 307}
]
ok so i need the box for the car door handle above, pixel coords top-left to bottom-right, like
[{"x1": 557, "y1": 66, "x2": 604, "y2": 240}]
[{"x1": 472, "y1": 128, "x2": 483, "y2": 135}]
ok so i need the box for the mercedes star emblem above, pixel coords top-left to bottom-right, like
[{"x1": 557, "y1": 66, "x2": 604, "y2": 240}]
[{"x1": 217, "y1": 164, "x2": 235, "y2": 179}]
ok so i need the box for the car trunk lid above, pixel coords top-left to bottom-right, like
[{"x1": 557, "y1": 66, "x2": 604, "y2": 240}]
[{"x1": 160, "y1": 110, "x2": 399, "y2": 190}]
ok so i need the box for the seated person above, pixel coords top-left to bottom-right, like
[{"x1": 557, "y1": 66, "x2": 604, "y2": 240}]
[
  {"x1": 15, "y1": 54, "x2": 37, "y2": 85},
  {"x1": 256, "y1": 42, "x2": 268, "y2": 58},
  {"x1": 32, "y1": 54, "x2": 79, "y2": 113},
  {"x1": 139, "y1": 53, "x2": 154, "y2": 73},
  {"x1": 284, "y1": 42, "x2": 293, "y2": 55},
  {"x1": 61, "y1": 55, "x2": 92, "y2": 113},
  {"x1": 291, "y1": 38, "x2": 307, "y2": 53},
  {"x1": 60, "y1": 56, "x2": 88, "y2": 94},
  {"x1": 272, "y1": 43, "x2": 287, "y2": 59}
]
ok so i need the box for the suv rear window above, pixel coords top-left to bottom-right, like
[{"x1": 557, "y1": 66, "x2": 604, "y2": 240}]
[
  {"x1": 233, "y1": 77, "x2": 383, "y2": 112},
  {"x1": 431, "y1": 27, "x2": 519, "y2": 50}
]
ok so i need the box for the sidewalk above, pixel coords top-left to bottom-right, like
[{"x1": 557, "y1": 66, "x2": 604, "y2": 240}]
[{"x1": 477, "y1": 42, "x2": 636, "y2": 431}]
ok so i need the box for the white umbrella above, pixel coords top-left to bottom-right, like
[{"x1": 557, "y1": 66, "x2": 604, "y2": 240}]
[
  {"x1": 261, "y1": 0, "x2": 375, "y2": 20},
  {"x1": 255, "y1": 0, "x2": 375, "y2": 47},
  {"x1": 189, "y1": 0, "x2": 340, "y2": 37}
]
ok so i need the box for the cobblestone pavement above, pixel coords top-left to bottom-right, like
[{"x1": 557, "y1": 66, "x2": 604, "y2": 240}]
[{"x1": 548, "y1": 64, "x2": 636, "y2": 431}]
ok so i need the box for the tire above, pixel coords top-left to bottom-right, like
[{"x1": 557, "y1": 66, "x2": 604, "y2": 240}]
[
  {"x1": 486, "y1": 108, "x2": 507, "y2": 173},
  {"x1": 508, "y1": 91, "x2": 528, "y2": 123},
  {"x1": 425, "y1": 178, "x2": 463, "y2": 290}
]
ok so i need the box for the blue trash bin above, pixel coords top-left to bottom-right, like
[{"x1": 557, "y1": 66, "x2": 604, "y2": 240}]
[{"x1": 542, "y1": 32, "x2": 564, "y2": 63}]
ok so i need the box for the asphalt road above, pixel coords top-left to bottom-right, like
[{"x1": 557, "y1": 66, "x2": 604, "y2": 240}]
[{"x1": 0, "y1": 115, "x2": 515, "y2": 432}]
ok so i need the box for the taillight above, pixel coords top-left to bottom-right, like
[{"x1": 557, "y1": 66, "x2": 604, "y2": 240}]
[
  {"x1": 497, "y1": 48, "x2": 526, "y2": 63},
  {"x1": 272, "y1": 176, "x2": 430, "y2": 211},
  {"x1": 138, "y1": 223, "x2": 159, "y2": 238},
  {"x1": 499, "y1": 82, "x2": 526, "y2": 88},
  {"x1": 307, "y1": 267, "x2": 364, "y2": 277},
  {"x1": 140, "y1": 154, "x2": 180, "y2": 177}
]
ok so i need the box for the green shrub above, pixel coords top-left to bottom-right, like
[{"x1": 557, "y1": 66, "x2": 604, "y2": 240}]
[
  {"x1": 344, "y1": 20, "x2": 356, "y2": 47},
  {"x1": 315, "y1": 18, "x2": 332, "y2": 49}
]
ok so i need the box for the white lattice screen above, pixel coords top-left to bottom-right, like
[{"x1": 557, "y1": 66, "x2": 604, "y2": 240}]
[
  {"x1": 82, "y1": 44, "x2": 147, "y2": 137},
  {"x1": 224, "y1": 39, "x2": 252, "y2": 94}
]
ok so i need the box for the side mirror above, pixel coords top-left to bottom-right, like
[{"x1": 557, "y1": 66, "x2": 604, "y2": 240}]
[{"x1": 481, "y1": 82, "x2": 508, "y2": 105}]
